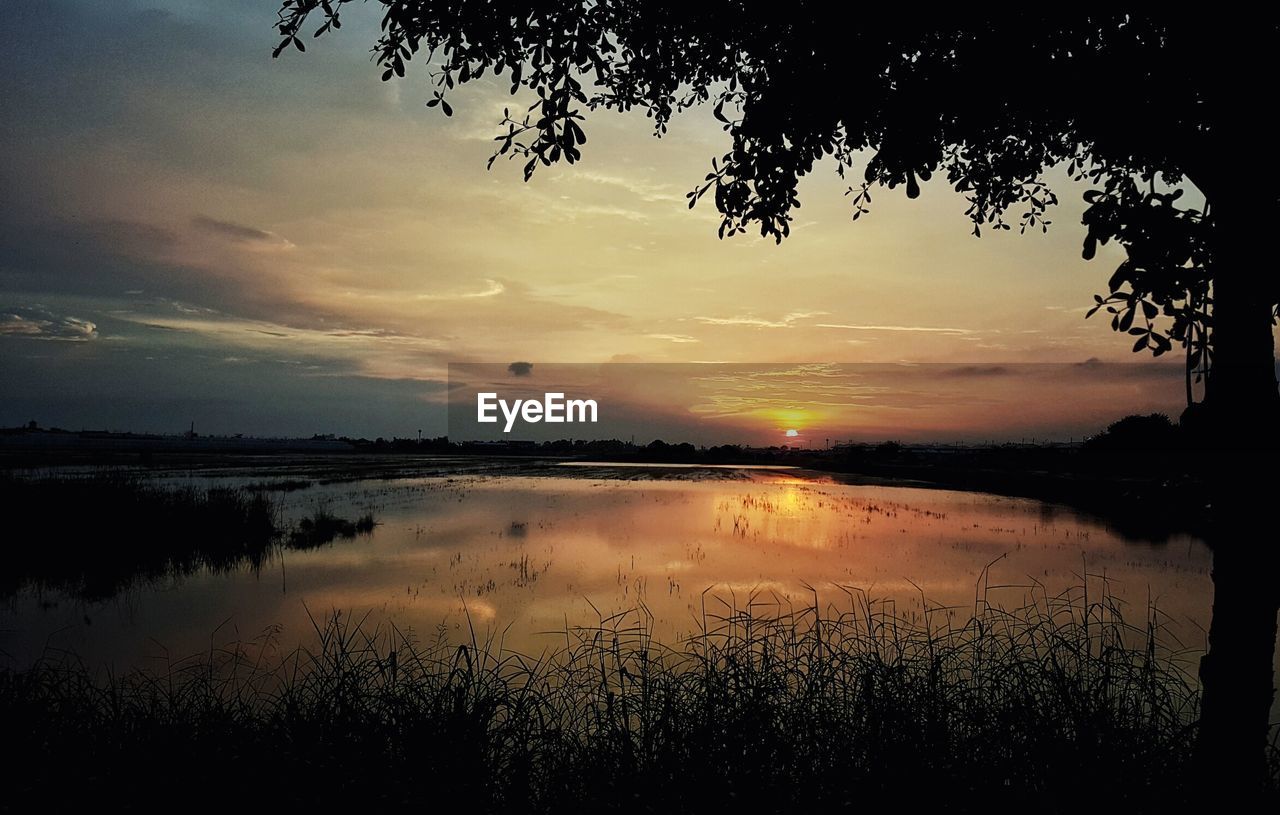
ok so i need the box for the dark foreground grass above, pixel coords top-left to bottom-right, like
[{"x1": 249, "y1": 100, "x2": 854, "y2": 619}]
[
  {"x1": 1, "y1": 473, "x2": 374, "y2": 599},
  {"x1": 2, "y1": 473, "x2": 278, "y2": 599},
  {"x1": 4, "y1": 586, "x2": 1256, "y2": 812}
]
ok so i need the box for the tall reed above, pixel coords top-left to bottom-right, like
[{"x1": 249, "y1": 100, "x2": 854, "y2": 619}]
[{"x1": 3, "y1": 581, "x2": 1245, "y2": 812}]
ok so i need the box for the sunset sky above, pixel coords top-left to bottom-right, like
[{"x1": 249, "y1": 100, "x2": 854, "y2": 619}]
[{"x1": 0, "y1": 1, "x2": 1206, "y2": 442}]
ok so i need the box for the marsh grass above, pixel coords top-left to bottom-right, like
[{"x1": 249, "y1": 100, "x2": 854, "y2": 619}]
[
  {"x1": 2, "y1": 473, "x2": 279, "y2": 599},
  {"x1": 243, "y1": 478, "x2": 314, "y2": 492},
  {"x1": 289, "y1": 508, "x2": 378, "y2": 548},
  {"x1": 2, "y1": 580, "x2": 1245, "y2": 812},
  {"x1": 1, "y1": 474, "x2": 374, "y2": 599}
]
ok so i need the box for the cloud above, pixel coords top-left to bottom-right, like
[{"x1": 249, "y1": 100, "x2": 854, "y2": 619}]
[
  {"x1": 0, "y1": 214, "x2": 299, "y2": 320},
  {"x1": 0, "y1": 307, "x2": 98, "y2": 341},
  {"x1": 193, "y1": 216, "x2": 272, "y2": 242},
  {"x1": 939, "y1": 365, "x2": 1011, "y2": 377},
  {"x1": 193, "y1": 216, "x2": 294, "y2": 248},
  {"x1": 695, "y1": 311, "x2": 827, "y2": 329},
  {"x1": 646, "y1": 333, "x2": 699, "y2": 343},
  {"x1": 816, "y1": 323, "x2": 975, "y2": 335},
  {"x1": 1044, "y1": 304, "x2": 1092, "y2": 314},
  {"x1": 414, "y1": 279, "x2": 506, "y2": 301},
  {"x1": 507, "y1": 361, "x2": 533, "y2": 376},
  {"x1": 571, "y1": 170, "x2": 682, "y2": 204},
  {"x1": 112, "y1": 309, "x2": 452, "y2": 381},
  {"x1": 1070, "y1": 358, "x2": 1185, "y2": 380}
]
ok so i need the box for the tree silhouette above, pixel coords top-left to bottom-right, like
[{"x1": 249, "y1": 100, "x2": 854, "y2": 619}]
[{"x1": 274, "y1": 3, "x2": 1279, "y2": 784}]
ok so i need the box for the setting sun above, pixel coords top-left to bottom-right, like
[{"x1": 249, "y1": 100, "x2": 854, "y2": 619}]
[{"x1": 785, "y1": 429, "x2": 799, "y2": 437}]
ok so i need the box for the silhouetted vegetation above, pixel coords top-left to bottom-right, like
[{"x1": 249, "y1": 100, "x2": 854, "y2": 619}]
[
  {"x1": 1, "y1": 474, "x2": 376, "y2": 600},
  {"x1": 2, "y1": 474, "x2": 278, "y2": 600},
  {"x1": 5, "y1": 585, "x2": 1262, "y2": 811},
  {"x1": 1080, "y1": 413, "x2": 1188, "y2": 475},
  {"x1": 1084, "y1": 413, "x2": 1180, "y2": 453},
  {"x1": 289, "y1": 508, "x2": 378, "y2": 549},
  {"x1": 822, "y1": 417, "x2": 1209, "y2": 541},
  {"x1": 243, "y1": 478, "x2": 314, "y2": 492}
]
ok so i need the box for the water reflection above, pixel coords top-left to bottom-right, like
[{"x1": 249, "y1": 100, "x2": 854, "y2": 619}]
[{"x1": 1, "y1": 473, "x2": 1214, "y2": 669}]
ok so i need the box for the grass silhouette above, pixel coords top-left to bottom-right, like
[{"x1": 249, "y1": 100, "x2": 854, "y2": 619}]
[
  {"x1": 2, "y1": 473, "x2": 374, "y2": 599},
  {"x1": 4, "y1": 580, "x2": 1254, "y2": 811}
]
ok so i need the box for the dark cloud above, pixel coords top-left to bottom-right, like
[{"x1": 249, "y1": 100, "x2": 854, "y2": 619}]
[
  {"x1": 326, "y1": 328, "x2": 406, "y2": 339},
  {"x1": 939, "y1": 365, "x2": 1010, "y2": 378},
  {"x1": 1071, "y1": 358, "x2": 1184, "y2": 380},
  {"x1": 0, "y1": 215, "x2": 207, "y2": 300},
  {"x1": 0, "y1": 336, "x2": 448, "y2": 438},
  {"x1": 192, "y1": 216, "x2": 282, "y2": 244},
  {"x1": 0, "y1": 213, "x2": 320, "y2": 327},
  {"x1": 508, "y1": 361, "x2": 534, "y2": 377}
]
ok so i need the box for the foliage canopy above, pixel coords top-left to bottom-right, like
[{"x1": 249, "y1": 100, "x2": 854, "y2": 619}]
[{"x1": 274, "y1": 4, "x2": 1274, "y2": 380}]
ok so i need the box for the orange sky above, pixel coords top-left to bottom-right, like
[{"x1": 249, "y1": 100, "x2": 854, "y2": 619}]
[{"x1": 0, "y1": 2, "x2": 1229, "y2": 441}]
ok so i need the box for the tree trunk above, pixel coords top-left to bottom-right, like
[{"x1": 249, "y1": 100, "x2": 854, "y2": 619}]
[{"x1": 1193, "y1": 185, "x2": 1280, "y2": 786}]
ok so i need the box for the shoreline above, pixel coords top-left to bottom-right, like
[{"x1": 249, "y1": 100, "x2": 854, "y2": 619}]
[{"x1": 1, "y1": 448, "x2": 1209, "y2": 542}]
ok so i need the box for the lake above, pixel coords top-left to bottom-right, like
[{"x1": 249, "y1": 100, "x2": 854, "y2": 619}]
[{"x1": 0, "y1": 465, "x2": 1214, "y2": 670}]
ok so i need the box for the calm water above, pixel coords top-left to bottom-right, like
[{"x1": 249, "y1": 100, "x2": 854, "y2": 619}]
[{"x1": 1, "y1": 470, "x2": 1214, "y2": 668}]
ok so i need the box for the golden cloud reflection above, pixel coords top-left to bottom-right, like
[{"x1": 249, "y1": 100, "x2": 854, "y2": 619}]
[{"x1": 0, "y1": 474, "x2": 1213, "y2": 668}]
